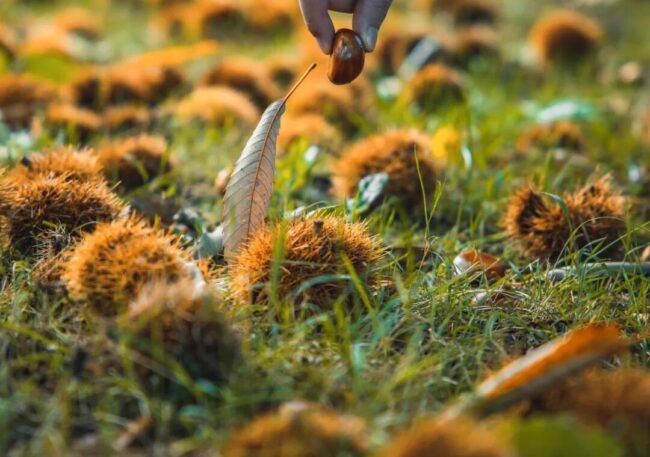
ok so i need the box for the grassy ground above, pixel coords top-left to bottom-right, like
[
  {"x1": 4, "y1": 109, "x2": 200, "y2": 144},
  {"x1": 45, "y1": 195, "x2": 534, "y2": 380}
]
[{"x1": 1, "y1": 0, "x2": 649, "y2": 456}]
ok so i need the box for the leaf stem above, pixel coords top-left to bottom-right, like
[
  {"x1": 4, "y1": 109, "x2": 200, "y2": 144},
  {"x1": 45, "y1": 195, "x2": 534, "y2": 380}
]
[{"x1": 283, "y1": 63, "x2": 317, "y2": 104}]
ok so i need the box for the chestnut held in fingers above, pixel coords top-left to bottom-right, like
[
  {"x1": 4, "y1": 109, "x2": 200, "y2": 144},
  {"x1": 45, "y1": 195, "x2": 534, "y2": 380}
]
[{"x1": 328, "y1": 29, "x2": 365, "y2": 85}]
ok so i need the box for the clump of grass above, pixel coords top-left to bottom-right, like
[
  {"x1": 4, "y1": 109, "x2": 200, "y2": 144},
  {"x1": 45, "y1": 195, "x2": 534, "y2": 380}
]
[
  {"x1": 98, "y1": 134, "x2": 171, "y2": 190},
  {"x1": 529, "y1": 10, "x2": 603, "y2": 66},
  {"x1": 175, "y1": 86, "x2": 260, "y2": 127},
  {"x1": 515, "y1": 121, "x2": 586, "y2": 154},
  {"x1": 0, "y1": 74, "x2": 57, "y2": 130},
  {"x1": 0, "y1": 173, "x2": 123, "y2": 256},
  {"x1": 502, "y1": 176, "x2": 626, "y2": 261},
  {"x1": 62, "y1": 217, "x2": 194, "y2": 316},
  {"x1": 332, "y1": 129, "x2": 440, "y2": 209},
  {"x1": 118, "y1": 279, "x2": 241, "y2": 398},
  {"x1": 377, "y1": 417, "x2": 510, "y2": 457},
  {"x1": 526, "y1": 368, "x2": 650, "y2": 452},
  {"x1": 277, "y1": 113, "x2": 342, "y2": 155},
  {"x1": 44, "y1": 103, "x2": 103, "y2": 141},
  {"x1": 405, "y1": 64, "x2": 465, "y2": 113},
  {"x1": 102, "y1": 105, "x2": 153, "y2": 133},
  {"x1": 200, "y1": 58, "x2": 280, "y2": 109},
  {"x1": 222, "y1": 402, "x2": 369, "y2": 457},
  {"x1": 8, "y1": 147, "x2": 103, "y2": 184},
  {"x1": 228, "y1": 215, "x2": 383, "y2": 313}
]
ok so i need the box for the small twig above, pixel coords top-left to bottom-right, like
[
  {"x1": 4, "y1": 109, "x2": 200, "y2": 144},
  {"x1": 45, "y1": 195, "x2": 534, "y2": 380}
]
[{"x1": 547, "y1": 262, "x2": 650, "y2": 282}]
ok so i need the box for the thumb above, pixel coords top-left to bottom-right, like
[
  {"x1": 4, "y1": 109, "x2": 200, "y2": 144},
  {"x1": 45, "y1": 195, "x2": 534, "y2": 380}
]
[{"x1": 352, "y1": 0, "x2": 392, "y2": 52}]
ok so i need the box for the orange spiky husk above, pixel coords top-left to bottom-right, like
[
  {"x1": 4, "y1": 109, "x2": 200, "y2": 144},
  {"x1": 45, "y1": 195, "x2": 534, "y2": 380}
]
[
  {"x1": 450, "y1": 0, "x2": 499, "y2": 26},
  {"x1": 406, "y1": 64, "x2": 465, "y2": 112},
  {"x1": 62, "y1": 217, "x2": 194, "y2": 316},
  {"x1": 98, "y1": 134, "x2": 170, "y2": 190},
  {"x1": 200, "y1": 58, "x2": 280, "y2": 109},
  {"x1": 332, "y1": 129, "x2": 440, "y2": 209},
  {"x1": 228, "y1": 215, "x2": 383, "y2": 312},
  {"x1": 103, "y1": 105, "x2": 153, "y2": 133},
  {"x1": 118, "y1": 280, "x2": 241, "y2": 397},
  {"x1": 377, "y1": 416, "x2": 509, "y2": 457},
  {"x1": 44, "y1": 103, "x2": 103, "y2": 141},
  {"x1": 222, "y1": 402, "x2": 368, "y2": 457},
  {"x1": 454, "y1": 25, "x2": 499, "y2": 63},
  {"x1": 503, "y1": 177, "x2": 626, "y2": 261},
  {"x1": 0, "y1": 174, "x2": 123, "y2": 256},
  {"x1": 530, "y1": 9, "x2": 603, "y2": 66},
  {"x1": 277, "y1": 113, "x2": 342, "y2": 155},
  {"x1": 175, "y1": 86, "x2": 260, "y2": 127},
  {"x1": 0, "y1": 74, "x2": 57, "y2": 130},
  {"x1": 516, "y1": 121, "x2": 586, "y2": 154},
  {"x1": 104, "y1": 64, "x2": 185, "y2": 106},
  {"x1": 285, "y1": 79, "x2": 366, "y2": 136},
  {"x1": 525, "y1": 368, "x2": 650, "y2": 447},
  {"x1": 8, "y1": 146, "x2": 103, "y2": 184}
]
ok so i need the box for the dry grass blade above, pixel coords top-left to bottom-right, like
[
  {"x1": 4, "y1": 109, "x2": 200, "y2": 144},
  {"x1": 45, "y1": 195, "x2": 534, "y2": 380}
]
[
  {"x1": 223, "y1": 63, "x2": 316, "y2": 259},
  {"x1": 444, "y1": 323, "x2": 631, "y2": 418}
]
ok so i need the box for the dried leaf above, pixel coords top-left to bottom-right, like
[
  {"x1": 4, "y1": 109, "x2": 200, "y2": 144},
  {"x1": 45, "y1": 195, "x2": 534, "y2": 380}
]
[
  {"x1": 444, "y1": 323, "x2": 631, "y2": 419},
  {"x1": 475, "y1": 323, "x2": 630, "y2": 414},
  {"x1": 223, "y1": 64, "x2": 316, "y2": 259}
]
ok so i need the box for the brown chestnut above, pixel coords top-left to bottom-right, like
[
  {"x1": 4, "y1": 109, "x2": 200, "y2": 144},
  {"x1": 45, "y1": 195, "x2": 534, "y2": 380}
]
[
  {"x1": 453, "y1": 250, "x2": 507, "y2": 283},
  {"x1": 328, "y1": 29, "x2": 365, "y2": 85}
]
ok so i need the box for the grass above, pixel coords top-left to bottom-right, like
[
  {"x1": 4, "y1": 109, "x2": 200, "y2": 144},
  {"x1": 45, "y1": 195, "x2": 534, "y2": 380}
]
[{"x1": 1, "y1": 0, "x2": 650, "y2": 455}]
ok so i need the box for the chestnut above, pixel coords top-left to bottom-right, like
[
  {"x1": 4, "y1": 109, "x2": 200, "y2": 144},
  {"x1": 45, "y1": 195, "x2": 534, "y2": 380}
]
[
  {"x1": 453, "y1": 250, "x2": 507, "y2": 283},
  {"x1": 328, "y1": 29, "x2": 365, "y2": 85}
]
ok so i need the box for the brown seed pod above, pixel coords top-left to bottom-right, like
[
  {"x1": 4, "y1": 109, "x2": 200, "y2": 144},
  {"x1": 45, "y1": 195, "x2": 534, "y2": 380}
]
[{"x1": 328, "y1": 29, "x2": 365, "y2": 85}]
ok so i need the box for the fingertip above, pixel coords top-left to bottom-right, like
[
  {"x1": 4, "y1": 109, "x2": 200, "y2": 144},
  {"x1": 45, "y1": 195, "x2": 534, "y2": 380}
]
[{"x1": 317, "y1": 32, "x2": 334, "y2": 54}]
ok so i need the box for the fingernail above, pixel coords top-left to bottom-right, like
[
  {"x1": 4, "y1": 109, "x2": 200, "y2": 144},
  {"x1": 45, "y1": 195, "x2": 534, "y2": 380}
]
[{"x1": 362, "y1": 27, "x2": 378, "y2": 52}]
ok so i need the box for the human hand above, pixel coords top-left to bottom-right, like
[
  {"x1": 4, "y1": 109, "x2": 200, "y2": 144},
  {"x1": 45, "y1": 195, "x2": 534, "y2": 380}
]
[{"x1": 299, "y1": 0, "x2": 392, "y2": 54}]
